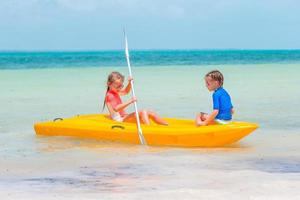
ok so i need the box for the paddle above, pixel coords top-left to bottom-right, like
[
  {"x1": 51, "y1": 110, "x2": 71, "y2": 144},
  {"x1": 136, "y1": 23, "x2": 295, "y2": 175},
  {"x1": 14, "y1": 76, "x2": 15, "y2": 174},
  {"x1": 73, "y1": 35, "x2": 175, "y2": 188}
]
[{"x1": 123, "y1": 30, "x2": 146, "y2": 145}]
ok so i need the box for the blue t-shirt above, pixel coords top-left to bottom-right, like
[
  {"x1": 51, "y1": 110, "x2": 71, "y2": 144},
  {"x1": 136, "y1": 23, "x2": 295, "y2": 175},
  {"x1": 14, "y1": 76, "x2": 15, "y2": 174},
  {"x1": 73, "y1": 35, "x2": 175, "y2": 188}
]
[{"x1": 213, "y1": 87, "x2": 233, "y2": 120}]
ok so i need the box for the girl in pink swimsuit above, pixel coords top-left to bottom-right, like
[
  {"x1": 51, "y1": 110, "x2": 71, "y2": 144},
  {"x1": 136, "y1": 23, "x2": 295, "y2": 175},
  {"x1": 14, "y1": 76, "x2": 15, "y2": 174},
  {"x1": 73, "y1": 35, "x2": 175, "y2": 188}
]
[{"x1": 103, "y1": 71, "x2": 168, "y2": 125}]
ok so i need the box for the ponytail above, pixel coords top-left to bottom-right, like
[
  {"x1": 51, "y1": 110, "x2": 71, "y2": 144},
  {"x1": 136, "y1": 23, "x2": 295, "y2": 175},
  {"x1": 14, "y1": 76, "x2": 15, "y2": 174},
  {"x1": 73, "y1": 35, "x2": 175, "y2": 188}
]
[{"x1": 102, "y1": 87, "x2": 109, "y2": 112}]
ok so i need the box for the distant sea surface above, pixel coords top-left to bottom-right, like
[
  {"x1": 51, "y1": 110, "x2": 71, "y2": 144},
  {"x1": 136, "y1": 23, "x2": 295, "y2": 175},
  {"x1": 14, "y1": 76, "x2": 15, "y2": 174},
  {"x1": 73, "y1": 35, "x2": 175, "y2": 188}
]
[{"x1": 1, "y1": 50, "x2": 300, "y2": 69}]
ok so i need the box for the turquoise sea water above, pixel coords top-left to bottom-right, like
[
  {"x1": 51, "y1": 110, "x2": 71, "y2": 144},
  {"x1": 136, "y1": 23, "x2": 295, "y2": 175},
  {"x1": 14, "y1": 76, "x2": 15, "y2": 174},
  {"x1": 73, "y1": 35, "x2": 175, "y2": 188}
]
[
  {"x1": 1, "y1": 51, "x2": 300, "y2": 199},
  {"x1": 1, "y1": 50, "x2": 300, "y2": 69}
]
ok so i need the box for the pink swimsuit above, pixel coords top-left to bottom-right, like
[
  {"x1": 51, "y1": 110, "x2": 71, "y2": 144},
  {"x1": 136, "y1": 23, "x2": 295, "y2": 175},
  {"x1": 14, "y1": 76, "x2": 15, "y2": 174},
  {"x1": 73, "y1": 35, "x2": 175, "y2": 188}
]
[{"x1": 105, "y1": 89, "x2": 127, "y2": 121}]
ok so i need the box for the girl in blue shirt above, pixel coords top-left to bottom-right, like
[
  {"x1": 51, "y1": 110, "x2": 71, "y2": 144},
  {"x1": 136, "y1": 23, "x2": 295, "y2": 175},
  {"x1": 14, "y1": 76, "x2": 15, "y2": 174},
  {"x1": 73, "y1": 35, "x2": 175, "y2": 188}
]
[{"x1": 196, "y1": 70, "x2": 234, "y2": 126}]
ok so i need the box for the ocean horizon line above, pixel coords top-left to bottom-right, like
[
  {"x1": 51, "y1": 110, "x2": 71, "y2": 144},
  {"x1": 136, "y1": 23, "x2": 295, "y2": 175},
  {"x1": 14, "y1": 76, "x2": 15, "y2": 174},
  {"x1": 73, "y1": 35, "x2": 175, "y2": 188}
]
[{"x1": 1, "y1": 49, "x2": 300, "y2": 53}]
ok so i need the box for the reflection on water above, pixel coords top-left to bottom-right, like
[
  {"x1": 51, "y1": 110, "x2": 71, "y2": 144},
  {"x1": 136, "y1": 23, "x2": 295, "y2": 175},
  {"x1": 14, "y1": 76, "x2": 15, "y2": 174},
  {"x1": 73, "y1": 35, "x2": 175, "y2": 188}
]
[
  {"x1": 22, "y1": 164, "x2": 168, "y2": 193},
  {"x1": 247, "y1": 158, "x2": 300, "y2": 173},
  {"x1": 35, "y1": 135, "x2": 139, "y2": 152},
  {"x1": 35, "y1": 134, "x2": 253, "y2": 153}
]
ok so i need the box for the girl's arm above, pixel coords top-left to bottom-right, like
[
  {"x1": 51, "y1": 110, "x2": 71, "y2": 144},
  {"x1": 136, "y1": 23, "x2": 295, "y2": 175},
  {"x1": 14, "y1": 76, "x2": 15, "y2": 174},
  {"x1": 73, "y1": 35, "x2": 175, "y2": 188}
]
[
  {"x1": 119, "y1": 77, "x2": 133, "y2": 96},
  {"x1": 201, "y1": 109, "x2": 219, "y2": 126}
]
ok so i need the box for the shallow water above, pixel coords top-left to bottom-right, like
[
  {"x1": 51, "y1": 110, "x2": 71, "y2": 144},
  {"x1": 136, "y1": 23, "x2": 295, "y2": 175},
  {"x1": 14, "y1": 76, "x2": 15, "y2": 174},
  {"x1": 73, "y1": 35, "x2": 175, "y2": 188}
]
[{"x1": 1, "y1": 64, "x2": 300, "y2": 199}]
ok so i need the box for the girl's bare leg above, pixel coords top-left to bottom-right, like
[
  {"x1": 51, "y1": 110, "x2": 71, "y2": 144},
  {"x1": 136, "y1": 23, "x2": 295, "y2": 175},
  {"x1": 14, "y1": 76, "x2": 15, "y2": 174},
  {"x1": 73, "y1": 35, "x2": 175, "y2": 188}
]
[
  {"x1": 123, "y1": 110, "x2": 167, "y2": 125},
  {"x1": 123, "y1": 111, "x2": 150, "y2": 125},
  {"x1": 147, "y1": 110, "x2": 168, "y2": 125},
  {"x1": 139, "y1": 110, "x2": 151, "y2": 125},
  {"x1": 122, "y1": 113, "x2": 137, "y2": 123}
]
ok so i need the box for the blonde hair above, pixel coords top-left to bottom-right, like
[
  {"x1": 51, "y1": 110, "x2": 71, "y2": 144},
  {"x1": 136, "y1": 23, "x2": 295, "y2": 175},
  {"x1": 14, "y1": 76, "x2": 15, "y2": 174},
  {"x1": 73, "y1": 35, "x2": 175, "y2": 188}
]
[
  {"x1": 205, "y1": 70, "x2": 224, "y2": 86},
  {"x1": 102, "y1": 71, "x2": 125, "y2": 111}
]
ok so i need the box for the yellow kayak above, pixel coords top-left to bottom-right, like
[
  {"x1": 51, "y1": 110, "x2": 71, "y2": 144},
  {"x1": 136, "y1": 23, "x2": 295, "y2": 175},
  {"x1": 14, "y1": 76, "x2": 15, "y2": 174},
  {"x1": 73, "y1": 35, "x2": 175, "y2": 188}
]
[{"x1": 34, "y1": 114, "x2": 258, "y2": 147}]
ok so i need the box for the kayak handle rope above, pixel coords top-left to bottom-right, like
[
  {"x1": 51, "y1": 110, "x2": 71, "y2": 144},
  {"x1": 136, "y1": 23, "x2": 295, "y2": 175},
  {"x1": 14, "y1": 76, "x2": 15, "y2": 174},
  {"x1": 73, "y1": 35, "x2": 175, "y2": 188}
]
[
  {"x1": 111, "y1": 125, "x2": 125, "y2": 130},
  {"x1": 53, "y1": 118, "x2": 63, "y2": 122}
]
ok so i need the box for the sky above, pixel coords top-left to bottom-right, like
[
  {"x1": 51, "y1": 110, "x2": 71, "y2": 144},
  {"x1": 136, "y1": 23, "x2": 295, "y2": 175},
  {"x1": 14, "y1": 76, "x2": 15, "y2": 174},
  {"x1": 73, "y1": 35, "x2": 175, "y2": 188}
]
[{"x1": 0, "y1": 0, "x2": 299, "y2": 50}]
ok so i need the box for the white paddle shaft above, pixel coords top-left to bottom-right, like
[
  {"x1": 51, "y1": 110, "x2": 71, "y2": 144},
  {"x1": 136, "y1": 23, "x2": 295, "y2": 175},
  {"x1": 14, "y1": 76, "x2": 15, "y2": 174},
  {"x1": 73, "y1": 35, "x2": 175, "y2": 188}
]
[{"x1": 124, "y1": 30, "x2": 146, "y2": 145}]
